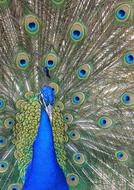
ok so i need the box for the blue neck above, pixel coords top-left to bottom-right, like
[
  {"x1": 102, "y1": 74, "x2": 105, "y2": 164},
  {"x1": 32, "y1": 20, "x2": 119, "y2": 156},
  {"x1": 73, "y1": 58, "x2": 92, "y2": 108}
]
[{"x1": 22, "y1": 107, "x2": 69, "y2": 190}]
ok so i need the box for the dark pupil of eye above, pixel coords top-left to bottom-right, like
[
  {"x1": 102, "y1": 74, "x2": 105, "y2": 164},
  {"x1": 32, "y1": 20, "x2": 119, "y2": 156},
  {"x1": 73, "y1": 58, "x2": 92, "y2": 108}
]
[
  {"x1": 102, "y1": 119, "x2": 106, "y2": 124},
  {"x1": 75, "y1": 96, "x2": 80, "y2": 101},
  {"x1": 12, "y1": 188, "x2": 17, "y2": 190},
  {"x1": 1, "y1": 164, "x2": 5, "y2": 168},
  {"x1": 72, "y1": 133, "x2": 75, "y2": 136},
  {"x1": 77, "y1": 156, "x2": 80, "y2": 160},
  {"x1": 48, "y1": 60, "x2": 54, "y2": 65},
  {"x1": 29, "y1": 22, "x2": 36, "y2": 29},
  {"x1": 20, "y1": 59, "x2": 26, "y2": 65},
  {"x1": 0, "y1": 102, "x2": 1, "y2": 105},
  {"x1": 73, "y1": 30, "x2": 80, "y2": 37},
  {"x1": 0, "y1": 140, "x2": 3, "y2": 143},
  {"x1": 118, "y1": 153, "x2": 123, "y2": 158},
  {"x1": 128, "y1": 55, "x2": 133, "y2": 61},
  {"x1": 119, "y1": 10, "x2": 126, "y2": 17},
  {"x1": 9, "y1": 121, "x2": 12, "y2": 125},
  {"x1": 71, "y1": 177, "x2": 75, "y2": 181},
  {"x1": 80, "y1": 69, "x2": 86, "y2": 75},
  {"x1": 124, "y1": 95, "x2": 130, "y2": 102},
  {"x1": 65, "y1": 117, "x2": 68, "y2": 120}
]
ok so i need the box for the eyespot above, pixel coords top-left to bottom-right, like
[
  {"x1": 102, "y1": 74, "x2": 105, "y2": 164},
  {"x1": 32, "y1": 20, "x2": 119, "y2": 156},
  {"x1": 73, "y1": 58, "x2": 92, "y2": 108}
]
[
  {"x1": 73, "y1": 153, "x2": 85, "y2": 165},
  {"x1": 97, "y1": 116, "x2": 113, "y2": 128},
  {"x1": 115, "y1": 4, "x2": 131, "y2": 22},
  {"x1": 72, "y1": 92, "x2": 85, "y2": 106},
  {"x1": 120, "y1": 92, "x2": 134, "y2": 107},
  {"x1": 64, "y1": 113, "x2": 73, "y2": 124},
  {"x1": 115, "y1": 151, "x2": 128, "y2": 161},
  {"x1": 50, "y1": 82, "x2": 59, "y2": 95},
  {"x1": 69, "y1": 130, "x2": 80, "y2": 141},
  {"x1": 4, "y1": 118, "x2": 15, "y2": 129},
  {"x1": 0, "y1": 97, "x2": 6, "y2": 111},
  {"x1": 77, "y1": 64, "x2": 92, "y2": 80},
  {"x1": 24, "y1": 15, "x2": 40, "y2": 35},
  {"x1": 66, "y1": 173, "x2": 79, "y2": 187},
  {"x1": 0, "y1": 136, "x2": 7, "y2": 148},
  {"x1": 0, "y1": 161, "x2": 9, "y2": 173},
  {"x1": 16, "y1": 52, "x2": 30, "y2": 70},
  {"x1": 44, "y1": 53, "x2": 58, "y2": 70},
  {"x1": 123, "y1": 51, "x2": 134, "y2": 65},
  {"x1": 8, "y1": 184, "x2": 22, "y2": 190},
  {"x1": 55, "y1": 101, "x2": 65, "y2": 111},
  {"x1": 70, "y1": 22, "x2": 86, "y2": 42}
]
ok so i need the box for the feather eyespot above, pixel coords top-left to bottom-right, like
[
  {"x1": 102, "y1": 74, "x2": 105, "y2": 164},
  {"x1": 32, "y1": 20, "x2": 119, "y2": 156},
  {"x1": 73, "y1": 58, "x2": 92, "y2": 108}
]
[
  {"x1": 97, "y1": 116, "x2": 113, "y2": 128},
  {"x1": 123, "y1": 51, "x2": 134, "y2": 66},
  {"x1": 16, "y1": 52, "x2": 30, "y2": 70},
  {"x1": 69, "y1": 22, "x2": 87, "y2": 42},
  {"x1": 77, "y1": 64, "x2": 92, "y2": 80},
  {"x1": 73, "y1": 153, "x2": 85, "y2": 165},
  {"x1": 0, "y1": 161, "x2": 9, "y2": 173},
  {"x1": 69, "y1": 130, "x2": 80, "y2": 141},
  {"x1": 115, "y1": 3, "x2": 131, "y2": 22},
  {"x1": 4, "y1": 118, "x2": 15, "y2": 129},
  {"x1": 0, "y1": 98, "x2": 6, "y2": 111},
  {"x1": 72, "y1": 92, "x2": 85, "y2": 106},
  {"x1": 115, "y1": 151, "x2": 128, "y2": 161},
  {"x1": 0, "y1": 136, "x2": 7, "y2": 148},
  {"x1": 66, "y1": 173, "x2": 79, "y2": 187},
  {"x1": 120, "y1": 92, "x2": 134, "y2": 107},
  {"x1": 8, "y1": 184, "x2": 22, "y2": 190},
  {"x1": 50, "y1": 82, "x2": 59, "y2": 95},
  {"x1": 64, "y1": 113, "x2": 73, "y2": 124},
  {"x1": 23, "y1": 15, "x2": 40, "y2": 35},
  {"x1": 44, "y1": 53, "x2": 58, "y2": 70}
]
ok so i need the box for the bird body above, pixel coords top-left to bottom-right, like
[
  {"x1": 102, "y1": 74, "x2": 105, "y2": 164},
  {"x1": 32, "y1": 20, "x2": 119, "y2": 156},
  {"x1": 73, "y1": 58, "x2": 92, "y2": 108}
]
[{"x1": 0, "y1": 0, "x2": 134, "y2": 190}]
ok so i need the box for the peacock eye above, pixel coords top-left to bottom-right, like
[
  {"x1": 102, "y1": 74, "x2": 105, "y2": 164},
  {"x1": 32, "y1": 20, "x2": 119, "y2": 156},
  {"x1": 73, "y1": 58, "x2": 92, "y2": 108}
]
[
  {"x1": 69, "y1": 130, "x2": 80, "y2": 141},
  {"x1": 8, "y1": 183, "x2": 22, "y2": 190},
  {"x1": 50, "y1": 82, "x2": 59, "y2": 95},
  {"x1": 77, "y1": 64, "x2": 92, "y2": 80},
  {"x1": 66, "y1": 173, "x2": 79, "y2": 187},
  {"x1": 115, "y1": 3, "x2": 131, "y2": 22},
  {"x1": 0, "y1": 136, "x2": 7, "y2": 148},
  {"x1": 115, "y1": 151, "x2": 128, "y2": 161},
  {"x1": 64, "y1": 113, "x2": 73, "y2": 124},
  {"x1": 72, "y1": 92, "x2": 85, "y2": 106},
  {"x1": 0, "y1": 161, "x2": 9, "y2": 173},
  {"x1": 124, "y1": 52, "x2": 134, "y2": 65},
  {"x1": 0, "y1": 98, "x2": 6, "y2": 111},
  {"x1": 55, "y1": 101, "x2": 65, "y2": 111},
  {"x1": 16, "y1": 52, "x2": 30, "y2": 70},
  {"x1": 73, "y1": 153, "x2": 85, "y2": 165},
  {"x1": 97, "y1": 116, "x2": 113, "y2": 128},
  {"x1": 4, "y1": 118, "x2": 15, "y2": 129},
  {"x1": 120, "y1": 92, "x2": 134, "y2": 107},
  {"x1": 24, "y1": 15, "x2": 40, "y2": 35},
  {"x1": 70, "y1": 22, "x2": 86, "y2": 42},
  {"x1": 44, "y1": 53, "x2": 58, "y2": 70}
]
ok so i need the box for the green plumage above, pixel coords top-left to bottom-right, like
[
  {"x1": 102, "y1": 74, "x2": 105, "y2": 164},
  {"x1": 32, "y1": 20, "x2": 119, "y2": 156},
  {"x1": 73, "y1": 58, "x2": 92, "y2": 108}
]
[{"x1": 0, "y1": 0, "x2": 134, "y2": 190}]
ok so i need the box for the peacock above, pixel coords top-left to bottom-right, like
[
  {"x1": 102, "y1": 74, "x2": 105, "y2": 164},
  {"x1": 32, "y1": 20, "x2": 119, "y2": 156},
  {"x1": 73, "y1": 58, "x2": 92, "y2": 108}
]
[{"x1": 0, "y1": 0, "x2": 134, "y2": 189}]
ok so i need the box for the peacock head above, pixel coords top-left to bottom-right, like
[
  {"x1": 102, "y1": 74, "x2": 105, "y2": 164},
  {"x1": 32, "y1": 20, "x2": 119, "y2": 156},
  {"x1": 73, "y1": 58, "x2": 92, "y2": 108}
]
[{"x1": 39, "y1": 86, "x2": 55, "y2": 119}]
